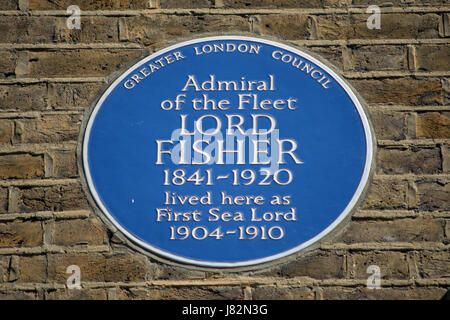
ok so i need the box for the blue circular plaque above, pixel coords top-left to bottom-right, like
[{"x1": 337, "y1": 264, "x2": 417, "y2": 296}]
[{"x1": 83, "y1": 36, "x2": 374, "y2": 267}]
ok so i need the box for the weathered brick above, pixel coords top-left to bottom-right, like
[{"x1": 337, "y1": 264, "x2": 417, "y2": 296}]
[
  {"x1": 0, "y1": 154, "x2": 45, "y2": 179},
  {"x1": 417, "y1": 181, "x2": 450, "y2": 211},
  {"x1": 351, "y1": 0, "x2": 394, "y2": 4},
  {"x1": 48, "y1": 253, "x2": 149, "y2": 282},
  {"x1": 46, "y1": 288, "x2": 107, "y2": 300},
  {"x1": 0, "y1": 84, "x2": 47, "y2": 112},
  {"x1": 324, "y1": 0, "x2": 351, "y2": 5},
  {"x1": 219, "y1": 0, "x2": 331, "y2": 8},
  {"x1": 351, "y1": 79, "x2": 442, "y2": 105},
  {"x1": 339, "y1": 218, "x2": 444, "y2": 243},
  {"x1": 0, "y1": 256, "x2": 9, "y2": 282},
  {"x1": 0, "y1": 16, "x2": 55, "y2": 43},
  {"x1": 322, "y1": 286, "x2": 446, "y2": 300},
  {"x1": 316, "y1": 14, "x2": 440, "y2": 40},
  {"x1": 160, "y1": 0, "x2": 214, "y2": 8},
  {"x1": 17, "y1": 255, "x2": 47, "y2": 283},
  {"x1": 27, "y1": 50, "x2": 144, "y2": 77},
  {"x1": 446, "y1": 220, "x2": 450, "y2": 239},
  {"x1": 415, "y1": 252, "x2": 450, "y2": 279},
  {"x1": 0, "y1": 119, "x2": 14, "y2": 144},
  {"x1": 14, "y1": 114, "x2": 82, "y2": 144},
  {"x1": 308, "y1": 46, "x2": 343, "y2": 70},
  {"x1": 350, "y1": 45, "x2": 407, "y2": 71},
  {"x1": 53, "y1": 218, "x2": 107, "y2": 246},
  {"x1": 48, "y1": 83, "x2": 102, "y2": 110},
  {"x1": 0, "y1": 51, "x2": 16, "y2": 78},
  {"x1": 350, "y1": 252, "x2": 409, "y2": 279},
  {"x1": 117, "y1": 286, "x2": 243, "y2": 300},
  {"x1": 29, "y1": 0, "x2": 148, "y2": 9},
  {"x1": 416, "y1": 112, "x2": 450, "y2": 139},
  {"x1": 370, "y1": 110, "x2": 407, "y2": 140},
  {"x1": 444, "y1": 78, "x2": 450, "y2": 105},
  {"x1": 362, "y1": 179, "x2": 407, "y2": 209},
  {"x1": 0, "y1": 291, "x2": 37, "y2": 300},
  {"x1": 278, "y1": 251, "x2": 344, "y2": 279},
  {"x1": 0, "y1": 221, "x2": 43, "y2": 247},
  {"x1": 352, "y1": 0, "x2": 448, "y2": 5},
  {"x1": 56, "y1": 16, "x2": 119, "y2": 43},
  {"x1": 153, "y1": 264, "x2": 205, "y2": 280},
  {"x1": 0, "y1": 187, "x2": 7, "y2": 213},
  {"x1": 49, "y1": 150, "x2": 77, "y2": 178},
  {"x1": 377, "y1": 147, "x2": 442, "y2": 174},
  {"x1": 254, "y1": 15, "x2": 311, "y2": 40},
  {"x1": 415, "y1": 45, "x2": 450, "y2": 71},
  {"x1": 0, "y1": 0, "x2": 19, "y2": 9},
  {"x1": 125, "y1": 15, "x2": 250, "y2": 47},
  {"x1": 443, "y1": 144, "x2": 450, "y2": 173},
  {"x1": 17, "y1": 184, "x2": 89, "y2": 212},
  {"x1": 352, "y1": 13, "x2": 440, "y2": 39},
  {"x1": 315, "y1": 14, "x2": 349, "y2": 41},
  {"x1": 253, "y1": 286, "x2": 314, "y2": 300}
]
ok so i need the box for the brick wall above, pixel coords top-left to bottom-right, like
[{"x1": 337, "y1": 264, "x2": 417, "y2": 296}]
[{"x1": 0, "y1": 0, "x2": 448, "y2": 300}]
